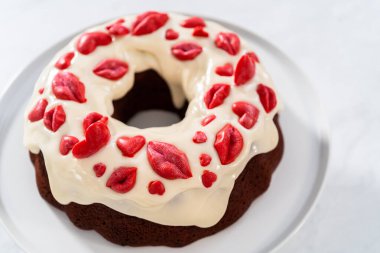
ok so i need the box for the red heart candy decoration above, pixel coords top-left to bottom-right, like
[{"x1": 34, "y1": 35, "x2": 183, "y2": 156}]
[
  {"x1": 82, "y1": 112, "x2": 108, "y2": 133},
  {"x1": 38, "y1": 88, "x2": 44, "y2": 94},
  {"x1": 76, "y1": 32, "x2": 112, "y2": 55},
  {"x1": 43, "y1": 105, "x2": 66, "y2": 132},
  {"x1": 106, "y1": 167, "x2": 137, "y2": 193},
  {"x1": 28, "y1": 98, "x2": 48, "y2": 122},
  {"x1": 171, "y1": 42, "x2": 203, "y2": 61},
  {"x1": 72, "y1": 122, "x2": 111, "y2": 159},
  {"x1": 181, "y1": 16, "x2": 206, "y2": 28},
  {"x1": 214, "y1": 124, "x2": 243, "y2": 165},
  {"x1": 93, "y1": 163, "x2": 106, "y2": 177},
  {"x1": 165, "y1": 29, "x2": 179, "y2": 40},
  {"x1": 148, "y1": 180, "x2": 165, "y2": 195},
  {"x1": 106, "y1": 19, "x2": 129, "y2": 36},
  {"x1": 199, "y1": 153, "x2": 212, "y2": 167},
  {"x1": 193, "y1": 131, "x2": 207, "y2": 143},
  {"x1": 204, "y1": 83, "x2": 231, "y2": 109},
  {"x1": 116, "y1": 135, "x2": 146, "y2": 157},
  {"x1": 131, "y1": 11, "x2": 169, "y2": 36},
  {"x1": 147, "y1": 141, "x2": 192, "y2": 180},
  {"x1": 257, "y1": 84, "x2": 277, "y2": 113},
  {"x1": 55, "y1": 52, "x2": 75, "y2": 70},
  {"x1": 201, "y1": 114, "x2": 216, "y2": 126},
  {"x1": 215, "y1": 32, "x2": 240, "y2": 55},
  {"x1": 234, "y1": 53, "x2": 256, "y2": 86},
  {"x1": 215, "y1": 63, "x2": 234, "y2": 76},
  {"x1": 201, "y1": 170, "x2": 217, "y2": 188},
  {"x1": 232, "y1": 101, "x2": 260, "y2": 129},
  {"x1": 52, "y1": 72, "x2": 86, "y2": 103},
  {"x1": 59, "y1": 135, "x2": 79, "y2": 155},
  {"x1": 93, "y1": 59, "x2": 129, "y2": 80},
  {"x1": 193, "y1": 26, "x2": 209, "y2": 37}
]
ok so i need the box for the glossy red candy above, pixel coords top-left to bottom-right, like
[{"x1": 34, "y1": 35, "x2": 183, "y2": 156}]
[
  {"x1": 131, "y1": 11, "x2": 169, "y2": 36},
  {"x1": 116, "y1": 135, "x2": 146, "y2": 157},
  {"x1": 52, "y1": 72, "x2": 86, "y2": 103},
  {"x1": 59, "y1": 135, "x2": 79, "y2": 155},
  {"x1": 201, "y1": 114, "x2": 216, "y2": 126},
  {"x1": 165, "y1": 29, "x2": 179, "y2": 40},
  {"x1": 201, "y1": 170, "x2": 217, "y2": 188},
  {"x1": 214, "y1": 32, "x2": 240, "y2": 55},
  {"x1": 93, "y1": 59, "x2": 129, "y2": 80},
  {"x1": 55, "y1": 52, "x2": 75, "y2": 70},
  {"x1": 106, "y1": 167, "x2": 137, "y2": 193},
  {"x1": 28, "y1": 99, "x2": 48, "y2": 122},
  {"x1": 72, "y1": 122, "x2": 111, "y2": 159},
  {"x1": 215, "y1": 63, "x2": 233, "y2": 76},
  {"x1": 76, "y1": 32, "x2": 112, "y2": 55},
  {"x1": 181, "y1": 16, "x2": 206, "y2": 28},
  {"x1": 192, "y1": 26, "x2": 209, "y2": 37},
  {"x1": 106, "y1": 19, "x2": 129, "y2": 36},
  {"x1": 204, "y1": 83, "x2": 230, "y2": 109},
  {"x1": 171, "y1": 42, "x2": 203, "y2": 61},
  {"x1": 93, "y1": 163, "x2": 106, "y2": 177},
  {"x1": 199, "y1": 153, "x2": 212, "y2": 167},
  {"x1": 193, "y1": 131, "x2": 207, "y2": 143},
  {"x1": 214, "y1": 124, "x2": 243, "y2": 165},
  {"x1": 148, "y1": 180, "x2": 165, "y2": 195},
  {"x1": 232, "y1": 101, "x2": 260, "y2": 129},
  {"x1": 234, "y1": 53, "x2": 256, "y2": 86},
  {"x1": 43, "y1": 105, "x2": 66, "y2": 132},
  {"x1": 147, "y1": 141, "x2": 192, "y2": 180},
  {"x1": 82, "y1": 112, "x2": 108, "y2": 133},
  {"x1": 257, "y1": 84, "x2": 277, "y2": 113}
]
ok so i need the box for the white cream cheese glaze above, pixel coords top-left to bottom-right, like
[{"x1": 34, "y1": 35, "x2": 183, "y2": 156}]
[{"x1": 24, "y1": 12, "x2": 281, "y2": 228}]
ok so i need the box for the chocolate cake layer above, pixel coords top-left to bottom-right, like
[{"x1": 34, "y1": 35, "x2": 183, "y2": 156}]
[{"x1": 29, "y1": 70, "x2": 284, "y2": 247}]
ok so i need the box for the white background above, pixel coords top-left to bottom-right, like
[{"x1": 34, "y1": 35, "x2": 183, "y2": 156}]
[{"x1": 0, "y1": 0, "x2": 379, "y2": 252}]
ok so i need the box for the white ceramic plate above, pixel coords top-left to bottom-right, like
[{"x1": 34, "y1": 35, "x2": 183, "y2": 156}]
[{"x1": 0, "y1": 16, "x2": 329, "y2": 253}]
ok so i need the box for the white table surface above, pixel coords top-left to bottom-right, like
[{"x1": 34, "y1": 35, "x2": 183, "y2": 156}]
[{"x1": 1, "y1": 0, "x2": 379, "y2": 252}]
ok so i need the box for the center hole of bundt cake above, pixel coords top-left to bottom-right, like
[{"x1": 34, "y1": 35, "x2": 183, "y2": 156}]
[{"x1": 112, "y1": 70, "x2": 188, "y2": 128}]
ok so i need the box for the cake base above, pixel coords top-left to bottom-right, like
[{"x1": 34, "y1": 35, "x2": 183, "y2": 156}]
[{"x1": 29, "y1": 70, "x2": 284, "y2": 247}]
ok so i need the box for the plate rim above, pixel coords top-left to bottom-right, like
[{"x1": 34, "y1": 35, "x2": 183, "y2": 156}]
[{"x1": 0, "y1": 13, "x2": 330, "y2": 253}]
